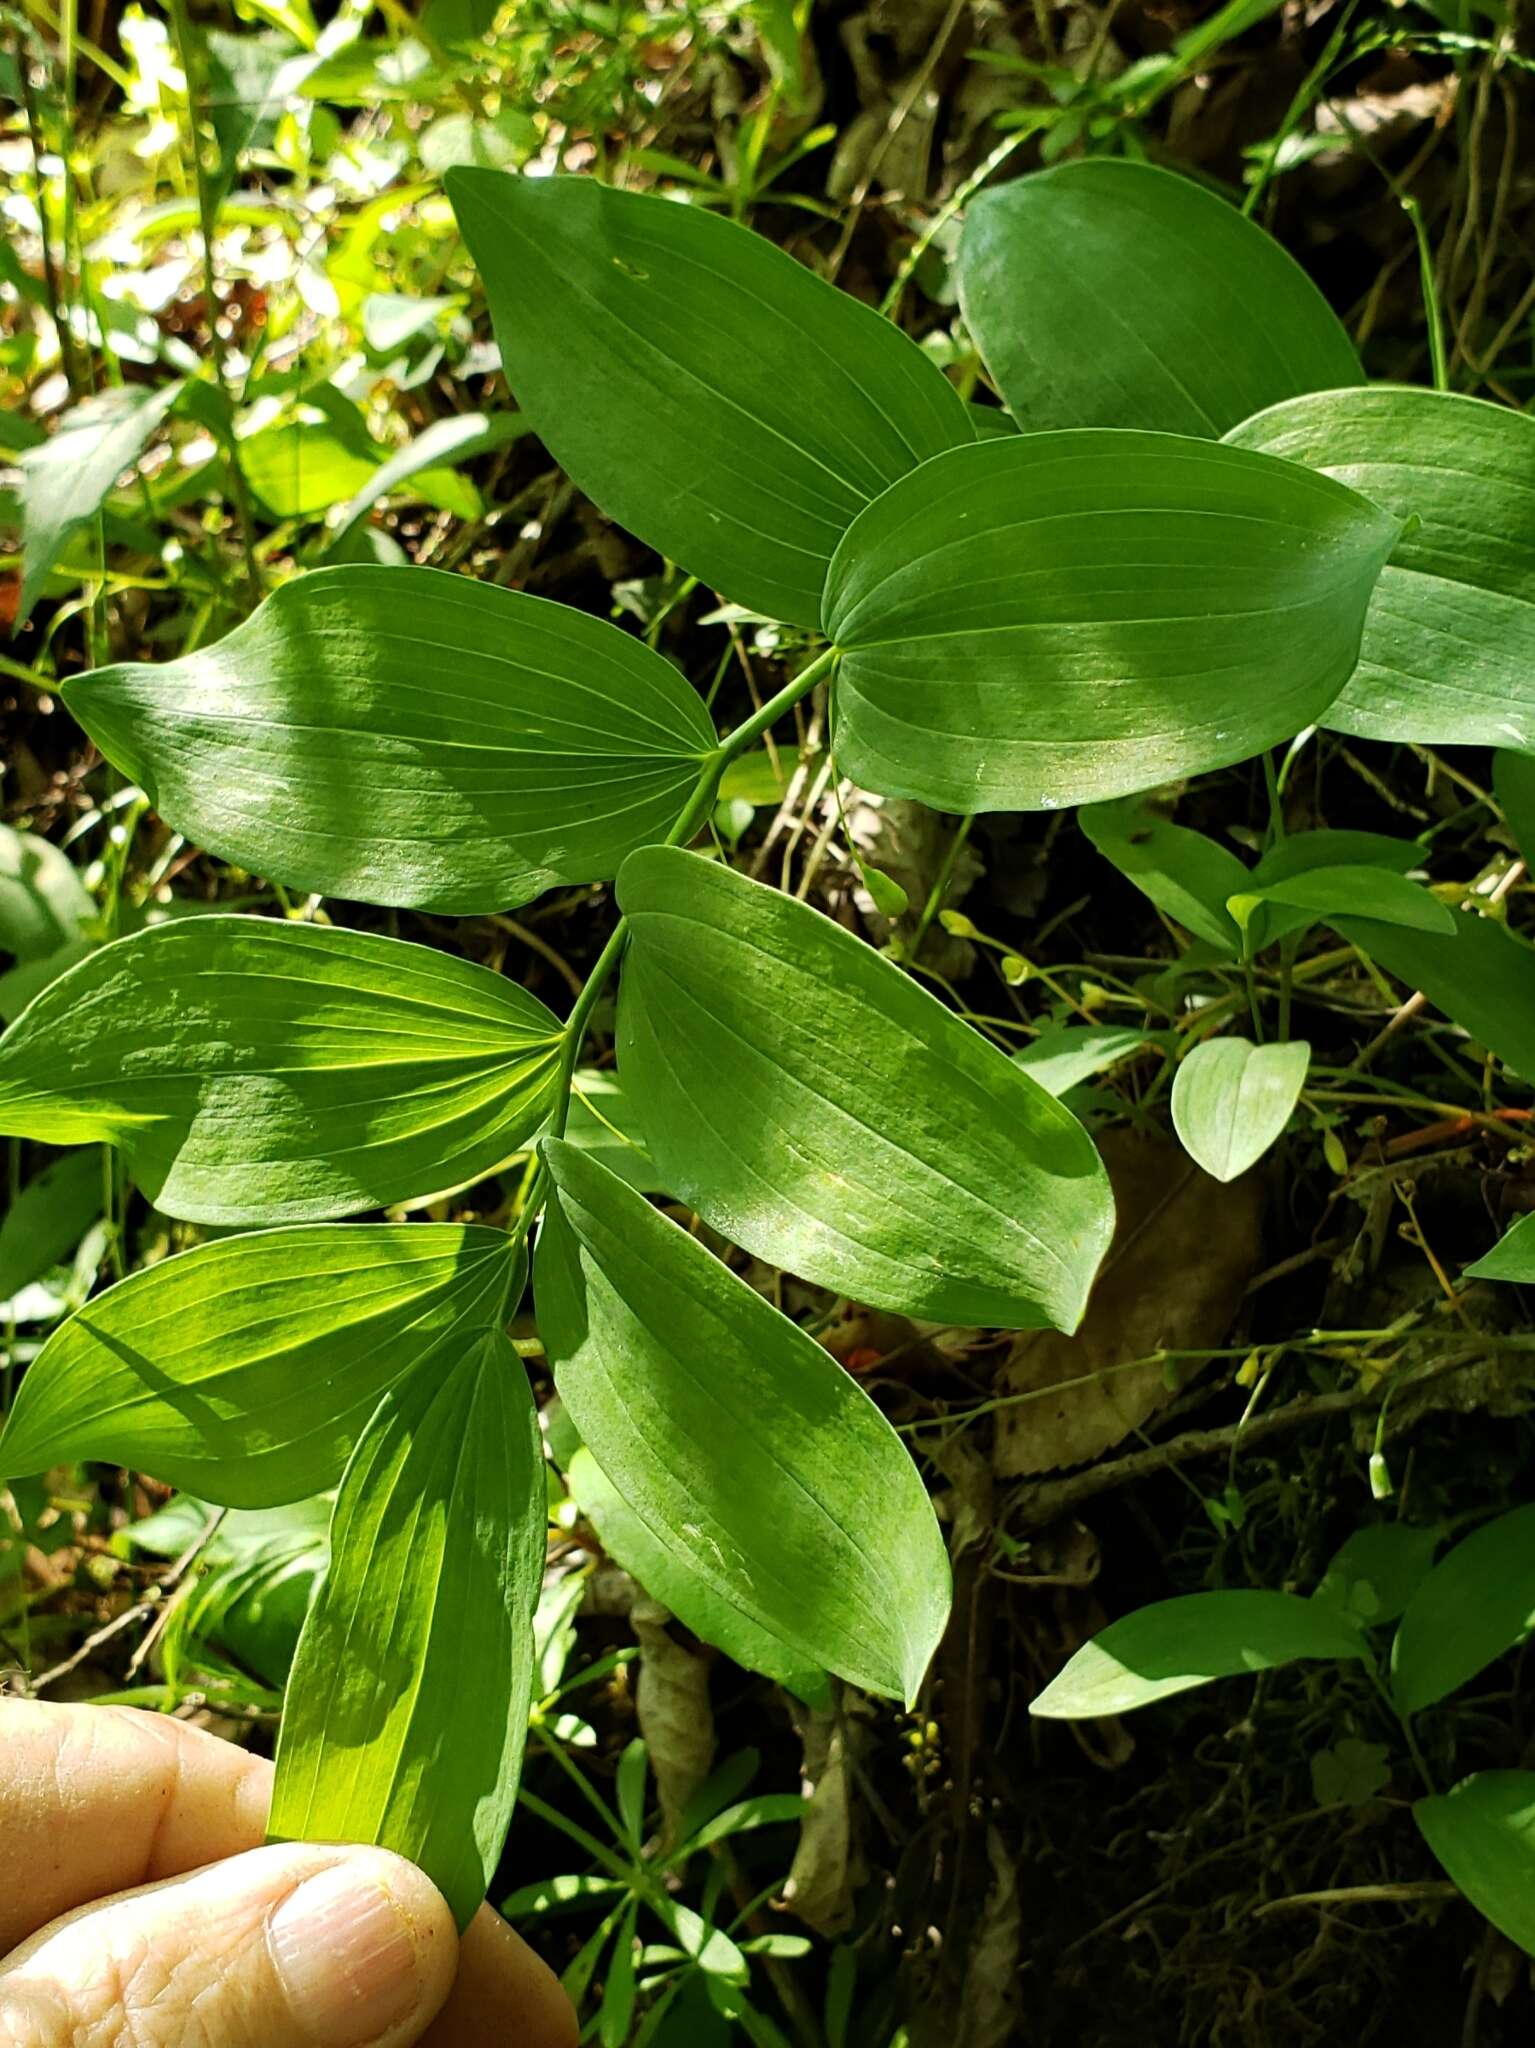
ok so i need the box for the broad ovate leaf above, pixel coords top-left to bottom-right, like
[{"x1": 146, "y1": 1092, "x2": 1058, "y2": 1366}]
[
  {"x1": 19, "y1": 382, "x2": 183, "y2": 625},
  {"x1": 270, "y1": 1329, "x2": 544, "y2": 1929},
  {"x1": 446, "y1": 169, "x2": 972, "y2": 627},
  {"x1": 1031, "y1": 1590, "x2": 1367, "y2": 1717},
  {"x1": 0, "y1": 1223, "x2": 518, "y2": 1505},
  {"x1": 957, "y1": 159, "x2": 1362, "y2": 438},
  {"x1": 64, "y1": 567, "x2": 717, "y2": 913},
  {"x1": 1415, "y1": 1774, "x2": 1535, "y2": 1959},
  {"x1": 616, "y1": 847, "x2": 1113, "y2": 1331},
  {"x1": 1391, "y1": 1504, "x2": 1535, "y2": 1715},
  {"x1": 822, "y1": 432, "x2": 1402, "y2": 813},
  {"x1": 0, "y1": 823, "x2": 96, "y2": 963},
  {"x1": 0, "y1": 916, "x2": 563, "y2": 1223},
  {"x1": 535, "y1": 1140, "x2": 950, "y2": 1703},
  {"x1": 1170, "y1": 1037, "x2": 1310, "y2": 1183},
  {"x1": 1226, "y1": 387, "x2": 1535, "y2": 750}
]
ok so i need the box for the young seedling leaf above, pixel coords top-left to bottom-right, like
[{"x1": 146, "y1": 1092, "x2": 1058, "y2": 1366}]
[
  {"x1": 1391, "y1": 1504, "x2": 1535, "y2": 1715},
  {"x1": 1467, "y1": 1212, "x2": 1535, "y2": 1282},
  {"x1": 567, "y1": 1447, "x2": 831, "y2": 1707},
  {"x1": 0, "y1": 916, "x2": 563, "y2": 1224},
  {"x1": 823, "y1": 433, "x2": 1401, "y2": 814},
  {"x1": 64, "y1": 567, "x2": 718, "y2": 914},
  {"x1": 1079, "y1": 798, "x2": 1250, "y2": 956},
  {"x1": 616, "y1": 846, "x2": 1114, "y2": 1330},
  {"x1": 535, "y1": 1140, "x2": 951, "y2": 1703},
  {"x1": 1226, "y1": 387, "x2": 1535, "y2": 750},
  {"x1": 1031, "y1": 1590, "x2": 1368, "y2": 1717},
  {"x1": 1415, "y1": 1773, "x2": 1535, "y2": 1960},
  {"x1": 18, "y1": 382, "x2": 184, "y2": 626},
  {"x1": 1171, "y1": 1037, "x2": 1310, "y2": 1183},
  {"x1": 0, "y1": 1223, "x2": 518, "y2": 1505},
  {"x1": 446, "y1": 170, "x2": 972, "y2": 627},
  {"x1": 957, "y1": 159, "x2": 1362, "y2": 439},
  {"x1": 269, "y1": 1328, "x2": 544, "y2": 1930},
  {"x1": 1333, "y1": 912, "x2": 1535, "y2": 1080},
  {"x1": 1242, "y1": 828, "x2": 1424, "y2": 946},
  {"x1": 1012, "y1": 1025, "x2": 1168, "y2": 1098}
]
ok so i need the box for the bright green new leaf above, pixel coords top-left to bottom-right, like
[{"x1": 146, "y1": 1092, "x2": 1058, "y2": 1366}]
[
  {"x1": 1334, "y1": 912, "x2": 1535, "y2": 1080},
  {"x1": 270, "y1": 1329, "x2": 544, "y2": 1929},
  {"x1": 957, "y1": 159, "x2": 1362, "y2": 438},
  {"x1": 1031, "y1": 1590, "x2": 1368, "y2": 1717},
  {"x1": 0, "y1": 916, "x2": 563, "y2": 1223},
  {"x1": 535, "y1": 1140, "x2": 951, "y2": 1703},
  {"x1": 1170, "y1": 1036, "x2": 1310, "y2": 1183},
  {"x1": 18, "y1": 381, "x2": 184, "y2": 625},
  {"x1": 0, "y1": 1151, "x2": 101, "y2": 1302},
  {"x1": 0, "y1": 824, "x2": 96, "y2": 962},
  {"x1": 0, "y1": 1223, "x2": 518, "y2": 1506},
  {"x1": 1415, "y1": 1773, "x2": 1535, "y2": 1960},
  {"x1": 1226, "y1": 387, "x2": 1535, "y2": 749},
  {"x1": 823, "y1": 433, "x2": 1402, "y2": 813},
  {"x1": 1467, "y1": 1212, "x2": 1535, "y2": 1282},
  {"x1": 445, "y1": 169, "x2": 972, "y2": 627},
  {"x1": 1080, "y1": 798, "x2": 1249, "y2": 956},
  {"x1": 65, "y1": 568, "x2": 717, "y2": 913},
  {"x1": 1235, "y1": 865, "x2": 1453, "y2": 937},
  {"x1": 568, "y1": 1447, "x2": 831, "y2": 1707},
  {"x1": 1013, "y1": 1024, "x2": 1167, "y2": 1098},
  {"x1": 240, "y1": 418, "x2": 477, "y2": 521},
  {"x1": 1392, "y1": 1504, "x2": 1535, "y2": 1715},
  {"x1": 617, "y1": 847, "x2": 1113, "y2": 1330}
]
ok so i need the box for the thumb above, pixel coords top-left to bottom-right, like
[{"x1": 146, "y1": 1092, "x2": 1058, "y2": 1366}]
[{"x1": 0, "y1": 1840, "x2": 459, "y2": 2048}]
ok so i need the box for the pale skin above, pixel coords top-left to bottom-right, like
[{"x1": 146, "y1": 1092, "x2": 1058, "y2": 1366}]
[{"x1": 0, "y1": 1701, "x2": 578, "y2": 2048}]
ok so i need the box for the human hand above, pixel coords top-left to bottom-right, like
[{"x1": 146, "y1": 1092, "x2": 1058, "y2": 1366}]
[{"x1": 0, "y1": 1701, "x2": 577, "y2": 2047}]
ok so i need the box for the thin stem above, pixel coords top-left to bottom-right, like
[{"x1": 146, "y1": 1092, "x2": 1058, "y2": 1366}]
[{"x1": 1404, "y1": 194, "x2": 1449, "y2": 391}]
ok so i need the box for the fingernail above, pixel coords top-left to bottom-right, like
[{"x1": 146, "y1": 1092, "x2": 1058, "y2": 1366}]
[{"x1": 268, "y1": 1865, "x2": 427, "y2": 2045}]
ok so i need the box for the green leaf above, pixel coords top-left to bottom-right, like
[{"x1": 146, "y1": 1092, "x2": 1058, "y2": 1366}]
[
  {"x1": 1079, "y1": 798, "x2": 1250, "y2": 955},
  {"x1": 1333, "y1": 911, "x2": 1535, "y2": 1079},
  {"x1": 1495, "y1": 748, "x2": 1535, "y2": 866},
  {"x1": 1241, "y1": 827, "x2": 1423, "y2": 946},
  {"x1": 270, "y1": 1328, "x2": 544, "y2": 1930},
  {"x1": 0, "y1": 1222, "x2": 517, "y2": 1505},
  {"x1": 1313, "y1": 1521, "x2": 1444, "y2": 1627},
  {"x1": 1012, "y1": 1024, "x2": 1167, "y2": 1097},
  {"x1": 19, "y1": 382, "x2": 184, "y2": 625},
  {"x1": 1236, "y1": 865, "x2": 1453, "y2": 936},
  {"x1": 616, "y1": 847, "x2": 1114, "y2": 1330},
  {"x1": 957, "y1": 159, "x2": 1362, "y2": 439},
  {"x1": 0, "y1": 824, "x2": 95, "y2": 962},
  {"x1": 445, "y1": 170, "x2": 972, "y2": 627},
  {"x1": 1415, "y1": 1773, "x2": 1535, "y2": 1959},
  {"x1": 1170, "y1": 1037, "x2": 1310, "y2": 1182},
  {"x1": 823, "y1": 432, "x2": 1401, "y2": 814},
  {"x1": 1467, "y1": 1211, "x2": 1535, "y2": 1282},
  {"x1": 0, "y1": 1150, "x2": 101, "y2": 1301},
  {"x1": 325, "y1": 414, "x2": 529, "y2": 552},
  {"x1": 564, "y1": 1069, "x2": 665, "y2": 1194},
  {"x1": 534, "y1": 1140, "x2": 950, "y2": 1703},
  {"x1": 65, "y1": 567, "x2": 717, "y2": 913},
  {"x1": 1031, "y1": 1589, "x2": 1368, "y2": 1717},
  {"x1": 0, "y1": 915, "x2": 563, "y2": 1223},
  {"x1": 241, "y1": 418, "x2": 475, "y2": 521},
  {"x1": 1226, "y1": 387, "x2": 1535, "y2": 749},
  {"x1": 1391, "y1": 1504, "x2": 1535, "y2": 1714},
  {"x1": 567, "y1": 1447, "x2": 831, "y2": 1707}
]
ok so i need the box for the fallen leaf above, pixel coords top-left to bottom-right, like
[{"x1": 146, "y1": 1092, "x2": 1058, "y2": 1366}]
[{"x1": 632, "y1": 1598, "x2": 716, "y2": 1848}]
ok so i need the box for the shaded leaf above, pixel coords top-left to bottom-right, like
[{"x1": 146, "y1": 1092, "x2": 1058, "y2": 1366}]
[
  {"x1": 1170, "y1": 1037, "x2": 1310, "y2": 1183},
  {"x1": 1334, "y1": 911, "x2": 1535, "y2": 1079},
  {"x1": 1313, "y1": 1521, "x2": 1444, "y2": 1627},
  {"x1": 1392, "y1": 1504, "x2": 1535, "y2": 1714},
  {"x1": 0, "y1": 1150, "x2": 102, "y2": 1300},
  {"x1": 617, "y1": 846, "x2": 1113, "y2": 1331},
  {"x1": 1012, "y1": 1024, "x2": 1167, "y2": 1098},
  {"x1": 1467, "y1": 1212, "x2": 1535, "y2": 1282},
  {"x1": 1080, "y1": 798, "x2": 1249, "y2": 955},
  {"x1": 0, "y1": 824, "x2": 95, "y2": 963},
  {"x1": 1236, "y1": 864, "x2": 1452, "y2": 936},
  {"x1": 1415, "y1": 1773, "x2": 1535, "y2": 1959}
]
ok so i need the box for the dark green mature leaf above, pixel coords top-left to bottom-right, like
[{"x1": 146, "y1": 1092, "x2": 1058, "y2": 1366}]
[
  {"x1": 1226, "y1": 387, "x2": 1535, "y2": 749},
  {"x1": 0, "y1": 1223, "x2": 517, "y2": 1505},
  {"x1": 0, "y1": 1151, "x2": 101, "y2": 1301},
  {"x1": 823, "y1": 433, "x2": 1401, "y2": 813},
  {"x1": 271, "y1": 1329, "x2": 544, "y2": 1929},
  {"x1": 1333, "y1": 911, "x2": 1535, "y2": 1079},
  {"x1": 65, "y1": 568, "x2": 717, "y2": 914},
  {"x1": 617, "y1": 847, "x2": 1113, "y2": 1330},
  {"x1": 1170, "y1": 1037, "x2": 1310, "y2": 1182},
  {"x1": 1495, "y1": 749, "x2": 1535, "y2": 866},
  {"x1": 1080, "y1": 798, "x2": 1249, "y2": 955},
  {"x1": 19, "y1": 382, "x2": 183, "y2": 625},
  {"x1": 446, "y1": 170, "x2": 972, "y2": 627},
  {"x1": 535, "y1": 1140, "x2": 950, "y2": 1703},
  {"x1": 0, "y1": 824, "x2": 96, "y2": 962},
  {"x1": 957, "y1": 159, "x2": 1362, "y2": 438},
  {"x1": 567, "y1": 1447, "x2": 831, "y2": 1707},
  {"x1": 0, "y1": 916, "x2": 563, "y2": 1223},
  {"x1": 1031, "y1": 1590, "x2": 1368, "y2": 1717},
  {"x1": 1313, "y1": 1522, "x2": 1444, "y2": 1628},
  {"x1": 1467, "y1": 1212, "x2": 1535, "y2": 1282},
  {"x1": 1392, "y1": 1505, "x2": 1535, "y2": 1714},
  {"x1": 1415, "y1": 1774, "x2": 1535, "y2": 1959},
  {"x1": 1237, "y1": 866, "x2": 1453, "y2": 936},
  {"x1": 1243, "y1": 829, "x2": 1423, "y2": 947}
]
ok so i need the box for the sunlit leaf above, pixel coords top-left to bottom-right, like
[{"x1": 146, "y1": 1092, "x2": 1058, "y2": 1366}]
[
  {"x1": 1416, "y1": 1773, "x2": 1535, "y2": 1959},
  {"x1": 1170, "y1": 1037, "x2": 1310, "y2": 1183}
]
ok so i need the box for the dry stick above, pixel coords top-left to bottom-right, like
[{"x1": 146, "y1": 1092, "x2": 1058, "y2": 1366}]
[
  {"x1": 1010, "y1": 1349, "x2": 1483, "y2": 1528},
  {"x1": 1252, "y1": 1882, "x2": 1459, "y2": 1919},
  {"x1": 29, "y1": 1504, "x2": 227, "y2": 1693}
]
